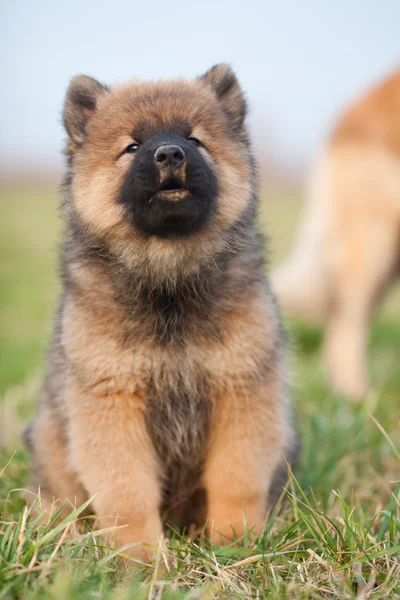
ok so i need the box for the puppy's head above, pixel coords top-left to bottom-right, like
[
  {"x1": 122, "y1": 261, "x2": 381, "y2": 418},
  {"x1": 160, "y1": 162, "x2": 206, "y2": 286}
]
[{"x1": 64, "y1": 65, "x2": 255, "y2": 276}]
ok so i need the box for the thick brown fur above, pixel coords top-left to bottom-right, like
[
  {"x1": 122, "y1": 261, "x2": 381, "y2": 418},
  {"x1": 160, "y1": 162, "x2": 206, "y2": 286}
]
[
  {"x1": 26, "y1": 65, "x2": 298, "y2": 558},
  {"x1": 273, "y1": 67, "x2": 400, "y2": 399}
]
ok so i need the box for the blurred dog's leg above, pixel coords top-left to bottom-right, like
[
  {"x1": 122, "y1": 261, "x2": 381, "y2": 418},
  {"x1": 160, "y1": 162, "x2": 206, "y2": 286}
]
[
  {"x1": 272, "y1": 152, "x2": 331, "y2": 321},
  {"x1": 324, "y1": 219, "x2": 397, "y2": 399}
]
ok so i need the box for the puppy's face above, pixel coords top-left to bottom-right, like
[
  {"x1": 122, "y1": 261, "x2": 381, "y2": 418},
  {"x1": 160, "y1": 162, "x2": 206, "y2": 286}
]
[{"x1": 64, "y1": 65, "x2": 254, "y2": 273}]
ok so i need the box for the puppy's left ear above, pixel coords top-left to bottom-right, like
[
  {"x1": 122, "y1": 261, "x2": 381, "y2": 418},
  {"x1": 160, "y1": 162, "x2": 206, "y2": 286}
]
[
  {"x1": 63, "y1": 75, "x2": 108, "y2": 149},
  {"x1": 200, "y1": 64, "x2": 246, "y2": 129}
]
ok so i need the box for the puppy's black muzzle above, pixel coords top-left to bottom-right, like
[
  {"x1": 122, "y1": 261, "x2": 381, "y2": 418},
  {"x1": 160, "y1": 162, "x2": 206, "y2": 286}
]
[{"x1": 119, "y1": 133, "x2": 218, "y2": 237}]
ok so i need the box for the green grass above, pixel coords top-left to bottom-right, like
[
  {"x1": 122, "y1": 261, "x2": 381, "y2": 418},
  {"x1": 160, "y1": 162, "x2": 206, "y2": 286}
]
[{"x1": 0, "y1": 181, "x2": 399, "y2": 599}]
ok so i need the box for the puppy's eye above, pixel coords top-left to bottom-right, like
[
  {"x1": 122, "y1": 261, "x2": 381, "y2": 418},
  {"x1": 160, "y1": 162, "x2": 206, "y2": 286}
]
[
  {"x1": 188, "y1": 137, "x2": 202, "y2": 147},
  {"x1": 124, "y1": 143, "x2": 140, "y2": 154}
]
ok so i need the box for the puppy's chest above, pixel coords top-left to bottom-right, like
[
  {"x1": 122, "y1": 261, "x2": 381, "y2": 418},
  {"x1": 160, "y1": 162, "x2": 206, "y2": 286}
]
[{"x1": 144, "y1": 372, "x2": 212, "y2": 499}]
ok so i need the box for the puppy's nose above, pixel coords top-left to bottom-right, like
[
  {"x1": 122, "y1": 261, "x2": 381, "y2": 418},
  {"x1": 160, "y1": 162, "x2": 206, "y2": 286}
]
[{"x1": 154, "y1": 144, "x2": 186, "y2": 170}]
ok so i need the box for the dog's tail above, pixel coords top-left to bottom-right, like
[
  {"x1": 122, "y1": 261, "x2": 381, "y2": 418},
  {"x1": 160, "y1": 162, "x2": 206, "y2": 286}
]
[{"x1": 272, "y1": 151, "x2": 331, "y2": 320}]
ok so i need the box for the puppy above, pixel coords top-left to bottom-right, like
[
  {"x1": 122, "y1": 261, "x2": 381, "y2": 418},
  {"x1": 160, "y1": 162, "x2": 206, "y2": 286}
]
[{"x1": 26, "y1": 65, "x2": 298, "y2": 558}]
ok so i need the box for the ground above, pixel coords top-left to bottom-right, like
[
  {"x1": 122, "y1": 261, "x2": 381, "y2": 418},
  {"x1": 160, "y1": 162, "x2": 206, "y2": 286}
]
[{"x1": 0, "y1": 181, "x2": 399, "y2": 599}]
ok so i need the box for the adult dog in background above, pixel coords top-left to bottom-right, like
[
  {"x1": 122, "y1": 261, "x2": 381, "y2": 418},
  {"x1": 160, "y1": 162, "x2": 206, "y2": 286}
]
[
  {"x1": 273, "y1": 69, "x2": 400, "y2": 399},
  {"x1": 26, "y1": 65, "x2": 298, "y2": 558}
]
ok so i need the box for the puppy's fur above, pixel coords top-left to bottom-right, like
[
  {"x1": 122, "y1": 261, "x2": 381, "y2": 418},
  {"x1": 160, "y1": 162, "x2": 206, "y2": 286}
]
[
  {"x1": 273, "y1": 68, "x2": 400, "y2": 399},
  {"x1": 26, "y1": 65, "x2": 298, "y2": 557}
]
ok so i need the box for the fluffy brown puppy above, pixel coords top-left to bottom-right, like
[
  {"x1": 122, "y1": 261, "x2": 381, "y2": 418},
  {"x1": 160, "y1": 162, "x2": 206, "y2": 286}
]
[
  {"x1": 273, "y1": 68, "x2": 400, "y2": 399},
  {"x1": 26, "y1": 65, "x2": 298, "y2": 559}
]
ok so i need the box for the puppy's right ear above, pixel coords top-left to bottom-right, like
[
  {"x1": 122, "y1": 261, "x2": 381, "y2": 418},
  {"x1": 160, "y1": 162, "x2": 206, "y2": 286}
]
[{"x1": 63, "y1": 75, "x2": 108, "y2": 148}]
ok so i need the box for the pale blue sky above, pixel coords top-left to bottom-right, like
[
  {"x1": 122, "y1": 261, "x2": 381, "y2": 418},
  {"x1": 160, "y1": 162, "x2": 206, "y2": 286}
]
[{"x1": 1, "y1": 0, "x2": 399, "y2": 172}]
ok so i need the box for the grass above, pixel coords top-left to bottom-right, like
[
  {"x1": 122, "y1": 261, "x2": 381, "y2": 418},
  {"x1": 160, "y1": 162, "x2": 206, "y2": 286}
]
[{"x1": 0, "y1": 180, "x2": 399, "y2": 599}]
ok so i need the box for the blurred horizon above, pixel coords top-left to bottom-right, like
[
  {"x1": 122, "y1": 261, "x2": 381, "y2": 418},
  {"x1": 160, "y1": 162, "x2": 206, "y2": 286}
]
[{"x1": 1, "y1": 1, "x2": 400, "y2": 179}]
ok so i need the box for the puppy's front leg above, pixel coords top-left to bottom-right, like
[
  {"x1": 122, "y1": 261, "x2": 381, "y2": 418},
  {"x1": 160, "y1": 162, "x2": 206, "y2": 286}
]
[
  {"x1": 204, "y1": 388, "x2": 284, "y2": 545},
  {"x1": 67, "y1": 385, "x2": 163, "y2": 560}
]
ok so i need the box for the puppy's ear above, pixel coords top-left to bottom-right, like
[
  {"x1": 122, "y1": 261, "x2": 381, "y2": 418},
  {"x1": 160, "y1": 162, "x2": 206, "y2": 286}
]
[
  {"x1": 63, "y1": 75, "x2": 108, "y2": 148},
  {"x1": 200, "y1": 64, "x2": 246, "y2": 129}
]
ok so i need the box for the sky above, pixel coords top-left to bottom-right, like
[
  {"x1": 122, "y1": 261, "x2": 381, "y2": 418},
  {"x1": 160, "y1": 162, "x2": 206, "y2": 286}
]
[{"x1": 1, "y1": 0, "x2": 399, "y2": 174}]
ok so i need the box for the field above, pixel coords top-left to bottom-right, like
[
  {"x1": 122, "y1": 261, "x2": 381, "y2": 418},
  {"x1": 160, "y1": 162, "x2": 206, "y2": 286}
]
[{"x1": 0, "y1": 181, "x2": 399, "y2": 599}]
